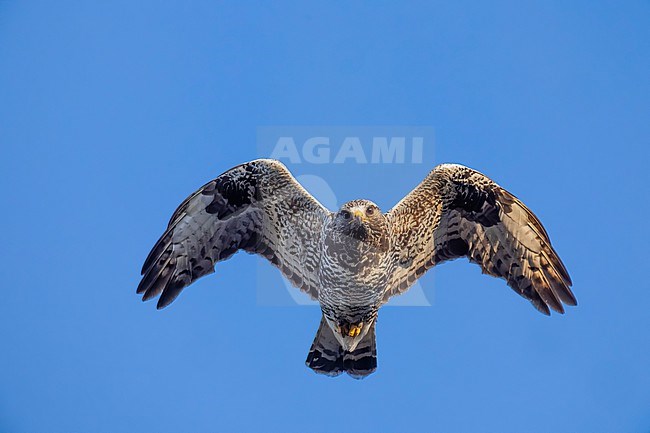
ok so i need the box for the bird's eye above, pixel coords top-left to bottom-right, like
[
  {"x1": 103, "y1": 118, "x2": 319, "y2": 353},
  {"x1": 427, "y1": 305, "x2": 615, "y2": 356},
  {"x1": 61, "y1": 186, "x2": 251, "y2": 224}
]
[
  {"x1": 341, "y1": 210, "x2": 351, "y2": 219},
  {"x1": 366, "y1": 206, "x2": 376, "y2": 216}
]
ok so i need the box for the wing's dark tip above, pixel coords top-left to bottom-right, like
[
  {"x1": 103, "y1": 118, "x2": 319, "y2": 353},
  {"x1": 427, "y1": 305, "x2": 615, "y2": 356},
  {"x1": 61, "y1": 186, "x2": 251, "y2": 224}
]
[
  {"x1": 156, "y1": 280, "x2": 186, "y2": 309},
  {"x1": 141, "y1": 231, "x2": 173, "y2": 275},
  {"x1": 555, "y1": 288, "x2": 577, "y2": 306},
  {"x1": 156, "y1": 298, "x2": 168, "y2": 310},
  {"x1": 532, "y1": 298, "x2": 551, "y2": 316},
  {"x1": 142, "y1": 289, "x2": 158, "y2": 302},
  {"x1": 567, "y1": 297, "x2": 578, "y2": 307}
]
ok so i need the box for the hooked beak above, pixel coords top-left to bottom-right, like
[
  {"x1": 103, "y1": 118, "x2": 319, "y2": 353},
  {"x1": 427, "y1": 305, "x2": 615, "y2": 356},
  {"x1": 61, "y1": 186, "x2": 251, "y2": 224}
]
[{"x1": 352, "y1": 209, "x2": 365, "y2": 221}]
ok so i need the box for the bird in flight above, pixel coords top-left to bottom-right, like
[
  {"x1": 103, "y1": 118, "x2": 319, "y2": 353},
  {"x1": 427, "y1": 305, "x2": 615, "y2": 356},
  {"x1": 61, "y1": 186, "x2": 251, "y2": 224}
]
[{"x1": 137, "y1": 159, "x2": 575, "y2": 378}]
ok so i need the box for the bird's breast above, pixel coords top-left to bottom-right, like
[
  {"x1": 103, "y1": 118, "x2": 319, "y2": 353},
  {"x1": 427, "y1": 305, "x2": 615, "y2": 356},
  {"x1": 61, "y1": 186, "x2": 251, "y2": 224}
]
[{"x1": 317, "y1": 240, "x2": 393, "y2": 309}]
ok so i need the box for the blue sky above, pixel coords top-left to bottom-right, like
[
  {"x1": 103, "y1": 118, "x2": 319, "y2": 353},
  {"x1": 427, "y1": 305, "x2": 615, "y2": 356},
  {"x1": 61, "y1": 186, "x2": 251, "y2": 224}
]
[{"x1": 1, "y1": 1, "x2": 649, "y2": 432}]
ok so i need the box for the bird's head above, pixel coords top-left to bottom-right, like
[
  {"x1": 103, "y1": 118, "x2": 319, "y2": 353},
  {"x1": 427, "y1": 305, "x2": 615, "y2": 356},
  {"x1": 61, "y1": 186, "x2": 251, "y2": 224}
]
[{"x1": 334, "y1": 200, "x2": 389, "y2": 251}]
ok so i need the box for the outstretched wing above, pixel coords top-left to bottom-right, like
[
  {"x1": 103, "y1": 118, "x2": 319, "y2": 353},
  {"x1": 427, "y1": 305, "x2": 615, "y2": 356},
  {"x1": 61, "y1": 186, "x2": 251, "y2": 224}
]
[
  {"x1": 137, "y1": 159, "x2": 330, "y2": 309},
  {"x1": 385, "y1": 164, "x2": 575, "y2": 315}
]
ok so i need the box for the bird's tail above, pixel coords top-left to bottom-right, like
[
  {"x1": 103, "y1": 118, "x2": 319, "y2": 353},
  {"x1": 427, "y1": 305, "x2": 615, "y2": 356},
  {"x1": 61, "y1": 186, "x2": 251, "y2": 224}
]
[{"x1": 305, "y1": 315, "x2": 377, "y2": 379}]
